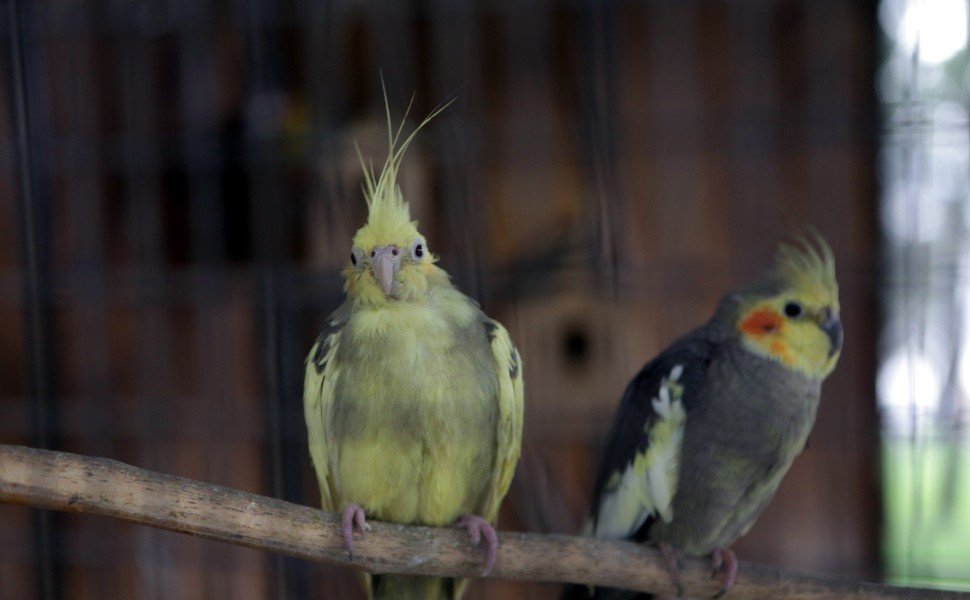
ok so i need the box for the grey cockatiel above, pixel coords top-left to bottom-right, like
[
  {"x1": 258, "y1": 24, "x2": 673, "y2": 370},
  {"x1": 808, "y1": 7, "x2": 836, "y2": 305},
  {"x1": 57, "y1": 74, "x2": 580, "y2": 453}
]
[{"x1": 565, "y1": 238, "x2": 843, "y2": 599}]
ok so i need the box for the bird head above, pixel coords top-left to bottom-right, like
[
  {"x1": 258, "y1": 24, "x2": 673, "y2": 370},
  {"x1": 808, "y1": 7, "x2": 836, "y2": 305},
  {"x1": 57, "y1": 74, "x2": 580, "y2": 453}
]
[
  {"x1": 343, "y1": 100, "x2": 448, "y2": 306},
  {"x1": 730, "y1": 236, "x2": 842, "y2": 379}
]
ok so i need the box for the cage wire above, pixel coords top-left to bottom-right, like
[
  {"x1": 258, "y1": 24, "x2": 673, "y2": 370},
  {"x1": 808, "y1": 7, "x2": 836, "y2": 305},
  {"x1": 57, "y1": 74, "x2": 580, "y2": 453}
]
[
  {"x1": 0, "y1": 0, "x2": 909, "y2": 599},
  {"x1": 877, "y1": 0, "x2": 970, "y2": 590}
]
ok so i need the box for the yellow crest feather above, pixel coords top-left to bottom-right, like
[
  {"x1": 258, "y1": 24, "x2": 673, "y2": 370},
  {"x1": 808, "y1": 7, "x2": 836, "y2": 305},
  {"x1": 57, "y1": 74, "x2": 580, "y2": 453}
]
[
  {"x1": 351, "y1": 89, "x2": 453, "y2": 251},
  {"x1": 773, "y1": 232, "x2": 839, "y2": 309}
]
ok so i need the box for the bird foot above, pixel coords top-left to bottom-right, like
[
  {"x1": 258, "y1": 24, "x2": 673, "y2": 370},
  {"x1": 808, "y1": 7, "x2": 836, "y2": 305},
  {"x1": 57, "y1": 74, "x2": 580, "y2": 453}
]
[
  {"x1": 709, "y1": 548, "x2": 737, "y2": 599},
  {"x1": 454, "y1": 514, "x2": 498, "y2": 576},
  {"x1": 341, "y1": 503, "x2": 370, "y2": 559},
  {"x1": 658, "y1": 543, "x2": 685, "y2": 598}
]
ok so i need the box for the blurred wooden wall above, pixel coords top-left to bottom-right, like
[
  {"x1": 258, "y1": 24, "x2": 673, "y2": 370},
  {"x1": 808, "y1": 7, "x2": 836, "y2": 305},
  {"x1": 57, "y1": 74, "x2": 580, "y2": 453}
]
[{"x1": 0, "y1": 1, "x2": 876, "y2": 598}]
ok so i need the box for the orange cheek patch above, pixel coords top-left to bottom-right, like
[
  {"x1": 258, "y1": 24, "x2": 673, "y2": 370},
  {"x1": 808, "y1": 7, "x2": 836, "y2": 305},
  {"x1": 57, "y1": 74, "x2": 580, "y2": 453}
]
[
  {"x1": 770, "y1": 340, "x2": 793, "y2": 364},
  {"x1": 740, "y1": 308, "x2": 783, "y2": 337}
]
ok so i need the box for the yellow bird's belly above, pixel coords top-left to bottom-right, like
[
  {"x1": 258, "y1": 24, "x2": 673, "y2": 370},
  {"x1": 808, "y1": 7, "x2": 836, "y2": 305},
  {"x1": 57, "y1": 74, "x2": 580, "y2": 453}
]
[
  {"x1": 332, "y1": 307, "x2": 498, "y2": 526},
  {"x1": 336, "y1": 418, "x2": 493, "y2": 526}
]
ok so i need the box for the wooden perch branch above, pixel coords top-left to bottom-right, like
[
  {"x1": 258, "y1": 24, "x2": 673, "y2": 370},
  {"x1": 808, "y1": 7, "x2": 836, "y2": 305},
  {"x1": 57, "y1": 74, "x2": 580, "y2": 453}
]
[{"x1": 0, "y1": 444, "x2": 965, "y2": 599}]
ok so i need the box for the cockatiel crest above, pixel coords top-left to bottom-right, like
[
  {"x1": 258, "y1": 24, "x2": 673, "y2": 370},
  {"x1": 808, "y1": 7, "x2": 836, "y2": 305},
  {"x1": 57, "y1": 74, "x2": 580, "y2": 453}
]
[
  {"x1": 774, "y1": 236, "x2": 838, "y2": 305},
  {"x1": 344, "y1": 98, "x2": 451, "y2": 307}
]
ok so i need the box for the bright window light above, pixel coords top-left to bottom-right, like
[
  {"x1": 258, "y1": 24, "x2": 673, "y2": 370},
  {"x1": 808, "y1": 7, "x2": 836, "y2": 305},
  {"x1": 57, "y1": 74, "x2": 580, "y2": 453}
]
[
  {"x1": 899, "y1": 0, "x2": 968, "y2": 63},
  {"x1": 878, "y1": 350, "x2": 942, "y2": 431}
]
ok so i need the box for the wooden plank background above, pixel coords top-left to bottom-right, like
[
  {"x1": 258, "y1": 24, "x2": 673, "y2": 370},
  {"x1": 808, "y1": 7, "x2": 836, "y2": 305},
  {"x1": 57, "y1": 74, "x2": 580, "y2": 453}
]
[{"x1": 0, "y1": 1, "x2": 877, "y2": 598}]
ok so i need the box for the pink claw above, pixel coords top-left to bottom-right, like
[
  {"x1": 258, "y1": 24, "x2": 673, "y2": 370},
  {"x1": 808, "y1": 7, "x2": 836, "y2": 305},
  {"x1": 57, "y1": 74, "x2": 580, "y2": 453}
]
[
  {"x1": 658, "y1": 543, "x2": 684, "y2": 598},
  {"x1": 454, "y1": 514, "x2": 498, "y2": 576},
  {"x1": 341, "y1": 503, "x2": 368, "y2": 559},
  {"x1": 710, "y1": 547, "x2": 737, "y2": 599}
]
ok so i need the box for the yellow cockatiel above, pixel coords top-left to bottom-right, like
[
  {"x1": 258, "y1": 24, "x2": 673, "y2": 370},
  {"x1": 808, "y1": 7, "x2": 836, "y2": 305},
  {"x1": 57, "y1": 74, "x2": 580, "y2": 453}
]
[{"x1": 303, "y1": 103, "x2": 524, "y2": 600}]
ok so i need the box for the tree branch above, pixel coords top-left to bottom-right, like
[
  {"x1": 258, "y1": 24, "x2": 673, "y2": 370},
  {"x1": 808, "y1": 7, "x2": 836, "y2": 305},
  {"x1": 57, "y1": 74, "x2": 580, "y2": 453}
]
[{"x1": 0, "y1": 444, "x2": 964, "y2": 599}]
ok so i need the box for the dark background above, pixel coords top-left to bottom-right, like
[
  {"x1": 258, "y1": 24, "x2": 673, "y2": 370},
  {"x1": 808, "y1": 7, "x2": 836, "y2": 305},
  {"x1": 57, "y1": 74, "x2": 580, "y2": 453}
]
[{"x1": 1, "y1": 1, "x2": 880, "y2": 598}]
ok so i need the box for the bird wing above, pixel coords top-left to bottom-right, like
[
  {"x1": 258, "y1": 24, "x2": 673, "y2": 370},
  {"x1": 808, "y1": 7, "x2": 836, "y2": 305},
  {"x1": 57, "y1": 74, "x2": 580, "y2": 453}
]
[
  {"x1": 480, "y1": 317, "x2": 525, "y2": 525},
  {"x1": 303, "y1": 304, "x2": 350, "y2": 513},
  {"x1": 587, "y1": 334, "x2": 713, "y2": 540}
]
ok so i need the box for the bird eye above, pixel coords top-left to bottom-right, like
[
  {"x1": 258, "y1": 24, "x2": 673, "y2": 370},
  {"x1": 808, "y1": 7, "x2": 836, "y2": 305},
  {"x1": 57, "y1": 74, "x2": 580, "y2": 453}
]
[
  {"x1": 412, "y1": 241, "x2": 425, "y2": 259},
  {"x1": 783, "y1": 302, "x2": 804, "y2": 318},
  {"x1": 350, "y1": 248, "x2": 363, "y2": 268}
]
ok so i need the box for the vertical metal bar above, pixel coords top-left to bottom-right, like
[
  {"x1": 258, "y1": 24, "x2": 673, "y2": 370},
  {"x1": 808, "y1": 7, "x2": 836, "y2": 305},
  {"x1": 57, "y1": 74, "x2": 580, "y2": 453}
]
[
  {"x1": 243, "y1": 1, "x2": 306, "y2": 597},
  {"x1": 118, "y1": 21, "x2": 171, "y2": 598},
  {"x1": 4, "y1": 0, "x2": 61, "y2": 598},
  {"x1": 61, "y1": 6, "x2": 112, "y2": 595},
  {"x1": 576, "y1": 0, "x2": 621, "y2": 297},
  {"x1": 643, "y1": 3, "x2": 704, "y2": 257},
  {"x1": 176, "y1": 11, "x2": 230, "y2": 597},
  {"x1": 725, "y1": 1, "x2": 781, "y2": 268},
  {"x1": 425, "y1": 0, "x2": 484, "y2": 303},
  {"x1": 6, "y1": 0, "x2": 53, "y2": 460}
]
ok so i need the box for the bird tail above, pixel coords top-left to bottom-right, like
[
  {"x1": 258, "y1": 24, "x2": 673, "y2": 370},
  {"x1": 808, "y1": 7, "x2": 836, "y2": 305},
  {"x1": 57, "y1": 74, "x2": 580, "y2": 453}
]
[
  {"x1": 560, "y1": 582, "x2": 595, "y2": 600},
  {"x1": 372, "y1": 574, "x2": 458, "y2": 600},
  {"x1": 560, "y1": 583, "x2": 649, "y2": 600}
]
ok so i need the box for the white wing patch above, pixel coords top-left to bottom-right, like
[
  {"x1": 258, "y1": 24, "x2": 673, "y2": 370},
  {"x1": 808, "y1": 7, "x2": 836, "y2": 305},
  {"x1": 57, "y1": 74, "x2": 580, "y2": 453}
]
[
  {"x1": 645, "y1": 364, "x2": 685, "y2": 522},
  {"x1": 592, "y1": 365, "x2": 687, "y2": 538}
]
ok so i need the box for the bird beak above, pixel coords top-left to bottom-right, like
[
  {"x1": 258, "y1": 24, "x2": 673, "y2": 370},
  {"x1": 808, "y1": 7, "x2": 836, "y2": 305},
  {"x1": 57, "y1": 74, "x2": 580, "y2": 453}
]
[
  {"x1": 370, "y1": 246, "x2": 401, "y2": 296},
  {"x1": 819, "y1": 307, "x2": 843, "y2": 356}
]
